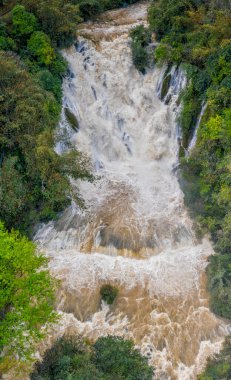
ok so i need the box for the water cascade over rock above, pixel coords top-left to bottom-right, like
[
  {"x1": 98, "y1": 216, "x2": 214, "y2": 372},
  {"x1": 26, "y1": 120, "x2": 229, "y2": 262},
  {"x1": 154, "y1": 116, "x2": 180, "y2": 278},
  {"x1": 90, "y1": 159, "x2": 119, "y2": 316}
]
[{"x1": 35, "y1": 3, "x2": 231, "y2": 379}]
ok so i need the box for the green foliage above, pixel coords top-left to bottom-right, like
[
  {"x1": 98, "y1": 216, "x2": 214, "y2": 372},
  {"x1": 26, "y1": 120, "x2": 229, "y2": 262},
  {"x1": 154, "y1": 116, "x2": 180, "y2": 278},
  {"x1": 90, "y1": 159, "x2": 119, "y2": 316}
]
[
  {"x1": 148, "y1": 0, "x2": 231, "y2": 329},
  {"x1": 78, "y1": 0, "x2": 103, "y2": 19},
  {"x1": 93, "y1": 336, "x2": 153, "y2": 379},
  {"x1": 28, "y1": 31, "x2": 55, "y2": 65},
  {"x1": 0, "y1": 52, "x2": 93, "y2": 232},
  {"x1": 178, "y1": 78, "x2": 202, "y2": 145},
  {"x1": 129, "y1": 25, "x2": 151, "y2": 72},
  {"x1": 21, "y1": 0, "x2": 82, "y2": 47},
  {"x1": 149, "y1": 0, "x2": 231, "y2": 139},
  {"x1": 148, "y1": 0, "x2": 195, "y2": 40},
  {"x1": 0, "y1": 21, "x2": 16, "y2": 49},
  {"x1": 0, "y1": 1, "x2": 141, "y2": 378},
  {"x1": 0, "y1": 35, "x2": 15, "y2": 49},
  {"x1": 12, "y1": 5, "x2": 37, "y2": 37},
  {"x1": 30, "y1": 336, "x2": 153, "y2": 379},
  {"x1": 198, "y1": 337, "x2": 231, "y2": 379},
  {"x1": 36, "y1": 70, "x2": 62, "y2": 102},
  {"x1": 207, "y1": 254, "x2": 231, "y2": 318},
  {"x1": 181, "y1": 108, "x2": 231, "y2": 318},
  {"x1": 100, "y1": 284, "x2": 118, "y2": 304},
  {"x1": 0, "y1": 223, "x2": 57, "y2": 371}
]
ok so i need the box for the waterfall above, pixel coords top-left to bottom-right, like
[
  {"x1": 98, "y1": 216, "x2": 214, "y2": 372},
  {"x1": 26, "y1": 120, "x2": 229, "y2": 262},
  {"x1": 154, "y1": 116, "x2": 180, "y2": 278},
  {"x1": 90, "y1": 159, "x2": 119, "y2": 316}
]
[
  {"x1": 34, "y1": 3, "x2": 230, "y2": 379},
  {"x1": 157, "y1": 65, "x2": 186, "y2": 106},
  {"x1": 188, "y1": 102, "x2": 207, "y2": 153}
]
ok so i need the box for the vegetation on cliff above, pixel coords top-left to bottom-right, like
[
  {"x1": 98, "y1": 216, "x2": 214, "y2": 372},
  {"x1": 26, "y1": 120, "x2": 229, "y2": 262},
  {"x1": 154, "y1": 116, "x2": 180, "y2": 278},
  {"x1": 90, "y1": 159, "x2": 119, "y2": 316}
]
[
  {"x1": 147, "y1": 0, "x2": 231, "y2": 320},
  {"x1": 198, "y1": 337, "x2": 231, "y2": 380},
  {"x1": 0, "y1": 51, "x2": 93, "y2": 233},
  {"x1": 129, "y1": 24, "x2": 151, "y2": 73},
  {"x1": 145, "y1": 0, "x2": 231, "y2": 373}
]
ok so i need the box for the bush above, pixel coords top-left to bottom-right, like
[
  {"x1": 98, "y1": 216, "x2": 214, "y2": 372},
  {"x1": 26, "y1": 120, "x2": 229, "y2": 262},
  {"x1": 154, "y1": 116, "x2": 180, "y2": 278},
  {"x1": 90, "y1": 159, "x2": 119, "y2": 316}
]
[
  {"x1": 129, "y1": 25, "x2": 151, "y2": 72},
  {"x1": 207, "y1": 254, "x2": 231, "y2": 319},
  {"x1": 100, "y1": 284, "x2": 118, "y2": 304},
  {"x1": 78, "y1": 0, "x2": 103, "y2": 19},
  {"x1": 93, "y1": 336, "x2": 153, "y2": 379},
  {"x1": 37, "y1": 69, "x2": 62, "y2": 102},
  {"x1": 28, "y1": 31, "x2": 55, "y2": 65},
  {"x1": 12, "y1": 5, "x2": 38, "y2": 37}
]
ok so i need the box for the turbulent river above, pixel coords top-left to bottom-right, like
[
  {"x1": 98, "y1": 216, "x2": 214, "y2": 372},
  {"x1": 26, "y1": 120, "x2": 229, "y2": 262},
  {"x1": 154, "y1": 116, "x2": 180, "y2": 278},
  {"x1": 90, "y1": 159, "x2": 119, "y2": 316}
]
[{"x1": 35, "y1": 3, "x2": 230, "y2": 379}]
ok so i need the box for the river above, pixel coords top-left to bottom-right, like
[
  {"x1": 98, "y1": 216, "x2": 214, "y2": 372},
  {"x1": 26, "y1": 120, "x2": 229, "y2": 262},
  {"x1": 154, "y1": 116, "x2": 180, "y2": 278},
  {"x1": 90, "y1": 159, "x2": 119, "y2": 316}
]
[{"x1": 35, "y1": 3, "x2": 230, "y2": 379}]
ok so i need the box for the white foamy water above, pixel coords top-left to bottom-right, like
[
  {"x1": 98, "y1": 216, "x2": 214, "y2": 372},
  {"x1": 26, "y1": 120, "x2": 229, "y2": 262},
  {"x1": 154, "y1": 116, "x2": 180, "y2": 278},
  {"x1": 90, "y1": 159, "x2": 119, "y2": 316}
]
[{"x1": 35, "y1": 3, "x2": 230, "y2": 379}]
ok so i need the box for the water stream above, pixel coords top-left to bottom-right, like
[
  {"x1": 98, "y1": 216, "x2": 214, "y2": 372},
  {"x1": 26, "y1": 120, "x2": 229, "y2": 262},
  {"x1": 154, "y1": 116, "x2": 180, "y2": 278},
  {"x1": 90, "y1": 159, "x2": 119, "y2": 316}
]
[
  {"x1": 187, "y1": 102, "x2": 207, "y2": 153},
  {"x1": 35, "y1": 3, "x2": 230, "y2": 379}
]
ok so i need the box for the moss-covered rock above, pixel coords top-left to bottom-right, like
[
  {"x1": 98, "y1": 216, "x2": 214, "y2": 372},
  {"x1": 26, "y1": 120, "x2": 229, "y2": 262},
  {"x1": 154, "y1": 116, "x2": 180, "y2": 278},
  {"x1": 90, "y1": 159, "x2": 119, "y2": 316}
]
[
  {"x1": 160, "y1": 72, "x2": 171, "y2": 100},
  {"x1": 64, "y1": 107, "x2": 79, "y2": 132}
]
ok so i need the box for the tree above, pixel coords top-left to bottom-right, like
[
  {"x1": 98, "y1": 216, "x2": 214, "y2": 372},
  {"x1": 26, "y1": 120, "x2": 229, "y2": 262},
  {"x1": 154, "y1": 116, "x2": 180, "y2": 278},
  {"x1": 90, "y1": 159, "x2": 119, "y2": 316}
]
[
  {"x1": 12, "y1": 5, "x2": 38, "y2": 37},
  {"x1": 0, "y1": 223, "x2": 57, "y2": 373},
  {"x1": 28, "y1": 31, "x2": 55, "y2": 65},
  {"x1": 93, "y1": 336, "x2": 153, "y2": 379},
  {"x1": 31, "y1": 336, "x2": 153, "y2": 379},
  {"x1": 78, "y1": 0, "x2": 103, "y2": 20},
  {"x1": 22, "y1": 0, "x2": 82, "y2": 47},
  {"x1": 0, "y1": 52, "x2": 93, "y2": 232}
]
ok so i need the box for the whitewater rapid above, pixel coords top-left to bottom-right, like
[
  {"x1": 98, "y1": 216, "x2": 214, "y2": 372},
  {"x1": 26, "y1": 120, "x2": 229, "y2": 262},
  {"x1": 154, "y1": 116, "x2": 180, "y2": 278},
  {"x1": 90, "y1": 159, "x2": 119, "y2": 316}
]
[{"x1": 35, "y1": 3, "x2": 230, "y2": 379}]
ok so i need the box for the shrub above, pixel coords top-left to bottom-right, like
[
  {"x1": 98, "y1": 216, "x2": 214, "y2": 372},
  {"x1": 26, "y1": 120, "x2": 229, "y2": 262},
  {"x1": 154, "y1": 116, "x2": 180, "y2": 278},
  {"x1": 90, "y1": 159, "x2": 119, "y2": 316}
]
[
  {"x1": 100, "y1": 284, "x2": 118, "y2": 304},
  {"x1": 93, "y1": 336, "x2": 153, "y2": 379},
  {"x1": 129, "y1": 25, "x2": 151, "y2": 72},
  {"x1": 37, "y1": 69, "x2": 62, "y2": 102},
  {"x1": 78, "y1": 0, "x2": 103, "y2": 19},
  {"x1": 28, "y1": 31, "x2": 55, "y2": 65},
  {"x1": 207, "y1": 254, "x2": 231, "y2": 319}
]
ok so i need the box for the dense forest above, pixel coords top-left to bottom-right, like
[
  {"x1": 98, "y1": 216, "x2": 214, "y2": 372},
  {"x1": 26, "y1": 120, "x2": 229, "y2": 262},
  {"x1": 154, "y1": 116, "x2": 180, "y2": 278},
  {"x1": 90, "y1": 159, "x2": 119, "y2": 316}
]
[{"x1": 0, "y1": 0, "x2": 230, "y2": 377}]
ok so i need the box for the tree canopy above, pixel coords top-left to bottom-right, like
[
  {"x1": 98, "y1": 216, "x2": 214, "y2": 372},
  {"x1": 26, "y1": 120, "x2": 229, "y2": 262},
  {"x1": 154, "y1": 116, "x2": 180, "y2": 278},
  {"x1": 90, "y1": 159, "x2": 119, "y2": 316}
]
[
  {"x1": 30, "y1": 336, "x2": 153, "y2": 380},
  {"x1": 0, "y1": 52, "x2": 93, "y2": 233},
  {"x1": 0, "y1": 223, "x2": 57, "y2": 374}
]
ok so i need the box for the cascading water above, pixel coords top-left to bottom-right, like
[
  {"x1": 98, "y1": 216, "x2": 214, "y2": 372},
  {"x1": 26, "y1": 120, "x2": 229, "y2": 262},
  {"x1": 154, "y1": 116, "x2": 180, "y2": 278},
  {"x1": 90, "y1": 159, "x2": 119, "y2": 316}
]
[
  {"x1": 35, "y1": 3, "x2": 230, "y2": 379},
  {"x1": 187, "y1": 102, "x2": 207, "y2": 153}
]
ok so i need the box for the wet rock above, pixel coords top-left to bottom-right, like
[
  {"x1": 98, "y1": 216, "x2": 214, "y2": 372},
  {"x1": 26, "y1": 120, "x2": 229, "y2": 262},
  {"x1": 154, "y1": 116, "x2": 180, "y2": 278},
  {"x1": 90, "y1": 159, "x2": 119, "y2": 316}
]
[
  {"x1": 64, "y1": 107, "x2": 79, "y2": 132},
  {"x1": 91, "y1": 86, "x2": 97, "y2": 100}
]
